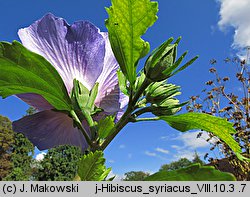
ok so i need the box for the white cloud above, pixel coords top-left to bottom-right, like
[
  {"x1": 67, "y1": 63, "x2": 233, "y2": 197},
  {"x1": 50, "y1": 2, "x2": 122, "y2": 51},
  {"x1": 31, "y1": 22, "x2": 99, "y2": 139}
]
[
  {"x1": 144, "y1": 151, "x2": 167, "y2": 161},
  {"x1": 175, "y1": 131, "x2": 209, "y2": 149},
  {"x1": 155, "y1": 147, "x2": 169, "y2": 154},
  {"x1": 237, "y1": 86, "x2": 244, "y2": 92},
  {"x1": 119, "y1": 144, "x2": 126, "y2": 149},
  {"x1": 218, "y1": 0, "x2": 250, "y2": 50},
  {"x1": 173, "y1": 150, "x2": 204, "y2": 161},
  {"x1": 145, "y1": 151, "x2": 157, "y2": 157},
  {"x1": 108, "y1": 160, "x2": 115, "y2": 163},
  {"x1": 128, "y1": 153, "x2": 132, "y2": 159},
  {"x1": 169, "y1": 131, "x2": 219, "y2": 161},
  {"x1": 35, "y1": 152, "x2": 46, "y2": 161},
  {"x1": 160, "y1": 136, "x2": 169, "y2": 140},
  {"x1": 171, "y1": 145, "x2": 182, "y2": 150}
]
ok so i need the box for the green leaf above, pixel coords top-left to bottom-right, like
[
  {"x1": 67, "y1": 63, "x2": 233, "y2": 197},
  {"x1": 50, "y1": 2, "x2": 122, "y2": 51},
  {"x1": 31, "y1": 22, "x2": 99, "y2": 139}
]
[
  {"x1": 106, "y1": 175, "x2": 116, "y2": 181},
  {"x1": 106, "y1": 0, "x2": 158, "y2": 85},
  {"x1": 77, "y1": 151, "x2": 111, "y2": 181},
  {"x1": 87, "y1": 82, "x2": 99, "y2": 111},
  {"x1": 160, "y1": 112, "x2": 241, "y2": 154},
  {"x1": 97, "y1": 116, "x2": 115, "y2": 140},
  {"x1": 0, "y1": 41, "x2": 72, "y2": 111},
  {"x1": 117, "y1": 70, "x2": 129, "y2": 95},
  {"x1": 72, "y1": 79, "x2": 90, "y2": 111},
  {"x1": 144, "y1": 163, "x2": 236, "y2": 181},
  {"x1": 135, "y1": 71, "x2": 146, "y2": 92}
]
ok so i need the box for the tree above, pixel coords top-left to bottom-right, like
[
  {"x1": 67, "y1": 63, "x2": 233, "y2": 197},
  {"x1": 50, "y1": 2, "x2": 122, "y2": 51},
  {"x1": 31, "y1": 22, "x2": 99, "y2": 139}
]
[
  {"x1": 192, "y1": 151, "x2": 205, "y2": 165},
  {"x1": 25, "y1": 107, "x2": 37, "y2": 116},
  {"x1": 122, "y1": 153, "x2": 205, "y2": 181},
  {"x1": 0, "y1": 115, "x2": 34, "y2": 181},
  {"x1": 4, "y1": 133, "x2": 34, "y2": 181},
  {"x1": 4, "y1": 107, "x2": 36, "y2": 180},
  {"x1": 187, "y1": 57, "x2": 250, "y2": 180},
  {"x1": 160, "y1": 158, "x2": 192, "y2": 172},
  {"x1": 0, "y1": 115, "x2": 14, "y2": 180},
  {"x1": 122, "y1": 171, "x2": 150, "y2": 181},
  {"x1": 34, "y1": 145, "x2": 82, "y2": 181}
]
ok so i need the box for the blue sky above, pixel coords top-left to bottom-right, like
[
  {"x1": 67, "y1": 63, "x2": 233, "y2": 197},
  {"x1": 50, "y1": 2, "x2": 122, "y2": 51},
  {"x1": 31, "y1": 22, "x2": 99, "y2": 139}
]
[{"x1": 0, "y1": 0, "x2": 249, "y2": 177}]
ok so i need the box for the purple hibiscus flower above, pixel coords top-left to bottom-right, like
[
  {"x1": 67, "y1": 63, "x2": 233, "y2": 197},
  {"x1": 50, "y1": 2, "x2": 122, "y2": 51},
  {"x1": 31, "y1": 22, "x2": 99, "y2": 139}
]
[{"x1": 13, "y1": 13, "x2": 128, "y2": 151}]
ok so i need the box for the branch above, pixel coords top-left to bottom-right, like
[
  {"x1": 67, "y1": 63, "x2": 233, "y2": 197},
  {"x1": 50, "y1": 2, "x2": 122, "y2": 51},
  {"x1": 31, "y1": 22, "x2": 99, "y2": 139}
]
[
  {"x1": 100, "y1": 78, "x2": 152, "y2": 150},
  {"x1": 135, "y1": 117, "x2": 160, "y2": 122}
]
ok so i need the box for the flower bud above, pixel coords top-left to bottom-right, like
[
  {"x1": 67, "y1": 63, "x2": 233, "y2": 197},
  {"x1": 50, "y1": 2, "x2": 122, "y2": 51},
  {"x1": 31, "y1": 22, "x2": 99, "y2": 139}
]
[
  {"x1": 144, "y1": 38, "x2": 177, "y2": 82},
  {"x1": 146, "y1": 82, "x2": 180, "y2": 104},
  {"x1": 151, "y1": 99, "x2": 182, "y2": 116}
]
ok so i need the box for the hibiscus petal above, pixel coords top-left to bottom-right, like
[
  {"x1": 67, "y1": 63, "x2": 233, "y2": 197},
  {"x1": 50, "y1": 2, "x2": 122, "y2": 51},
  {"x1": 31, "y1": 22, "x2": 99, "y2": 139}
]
[
  {"x1": 12, "y1": 110, "x2": 90, "y2": 151},
  {"x1": 18, "y1": 13, "x2": 105, "y2": 93},
  {"x1": 115, "y1": 92, "x2": 129, "y2": 122},
  {"x1": 16, "y1": 93, "x2": 53, "y2": 111},
  {"x1": 95, "y1": 32, "x2": 129, "y2": 114}
]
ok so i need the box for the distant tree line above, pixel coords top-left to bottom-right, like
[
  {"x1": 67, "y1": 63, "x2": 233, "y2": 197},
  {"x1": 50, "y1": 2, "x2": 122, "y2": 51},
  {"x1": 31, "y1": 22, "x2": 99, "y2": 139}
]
[{"x1": 122, "y1": 152, "x2": 204, "y2": 181}]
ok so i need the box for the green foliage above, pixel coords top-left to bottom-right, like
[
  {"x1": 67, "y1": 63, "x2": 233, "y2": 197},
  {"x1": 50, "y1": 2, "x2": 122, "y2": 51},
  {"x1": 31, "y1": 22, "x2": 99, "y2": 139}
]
[
  {"x1": 0, "y1": 1, "x2": 245, "y2": 182},
  {"x1": 71, "y1": 80, "x2": 101, "y2": 134},
  {"x1": 117, "y1": 70, "x2": 129, "y2": 95},
  {"x1": 0, "y1": 115, "x2": 34, "y2": 181},
  {"x1": 0, "y1": 41, "x2": 72, "y2": 111},
  {"x1": 77, "y1": 151, "x2": 111, "y2": 181},
  {"x1": 160, "y1": 158, "x2": 192, "y2": 172},
  {"x1": 106, "y1": 0, "x2": 158, "y2": 85},
  {"x1": 4, "y1": 167, "x2": 28, "y2": 181},
  {"x1": 145, "y1": 163, "x2": 236, "y2": 181},
  {"x1": 160, "y1": 153, "x2": 205, "y2": 172},
  {"x1": 25, "y1": 107, "x2": 37, "y2": 116},
  {"x1": 123, "y1": 171, "x2": 150, "y2": 181},
  {"x1": 4, "y1": 133, "x2": 34, "y2": 181},
  {"x1": 34, "y1": 145, "x2": 82, "y2": 181},
  {"x1": 0, "y1": 115, "x2": 14, "y2": 180},
  {"x1": 192, "y1": 151, "x2": 205, "y2": 165},
  {"x1": 71, "y1": 79, "x2": 99, "y2": 115},
  {"x1": 97, "y1": 116, "x2": 115, "y2": 140},
  {"x1": 161, "y1": 112, "x2": 241, "y2": 154}
]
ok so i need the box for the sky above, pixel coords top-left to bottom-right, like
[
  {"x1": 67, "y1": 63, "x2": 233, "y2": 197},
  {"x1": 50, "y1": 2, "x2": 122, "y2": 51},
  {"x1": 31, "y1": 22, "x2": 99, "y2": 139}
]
[{"x1": 0, "y1": 0, "x2": 249, "y2": 178}]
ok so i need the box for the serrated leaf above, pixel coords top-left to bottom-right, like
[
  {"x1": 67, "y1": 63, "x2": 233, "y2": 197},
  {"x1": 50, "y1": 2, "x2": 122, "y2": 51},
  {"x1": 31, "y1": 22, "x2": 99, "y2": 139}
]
[
  {"x1": 160, "y1": 112, "x2": 241, "y2": 154},
  {"x1": 97, "y1": 116, "x2": 115, "y2": 140},
  {"x1": 0, "y1": 41, "x2": 72, "y2": 111},
  {"x1": 78, "y1": 151, "x2": 111, "y2": 181},
  {"x1": 106, "y1": 0, "x2": 158, "y2": 85},
  {"x1": 144, "y1": 163, "x2": 236, "y2": 181}
]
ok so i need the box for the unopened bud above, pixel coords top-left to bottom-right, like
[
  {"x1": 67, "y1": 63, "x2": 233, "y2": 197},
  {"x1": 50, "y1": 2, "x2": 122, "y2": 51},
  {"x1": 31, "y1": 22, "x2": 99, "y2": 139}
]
[{"x1": 144, "y1": 38, "x2": 177, "y2": 82}]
